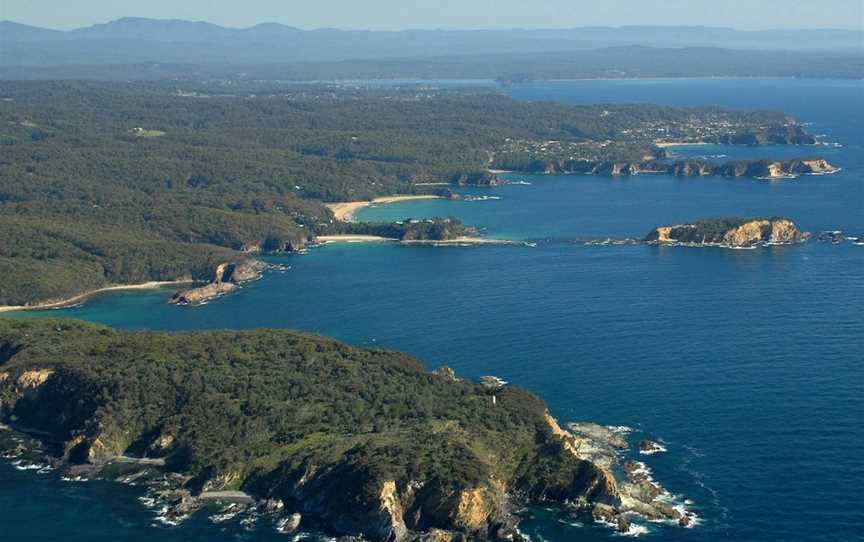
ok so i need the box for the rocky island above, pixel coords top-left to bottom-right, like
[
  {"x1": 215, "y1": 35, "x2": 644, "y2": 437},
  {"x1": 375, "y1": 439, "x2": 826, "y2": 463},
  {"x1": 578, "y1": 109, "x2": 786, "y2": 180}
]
[
  {"x1": 0, "y1": 319, "x2": 693, "y2": 540},
  {"x1": 645, "y1": 217, "x2": 807, "y2": 248}
]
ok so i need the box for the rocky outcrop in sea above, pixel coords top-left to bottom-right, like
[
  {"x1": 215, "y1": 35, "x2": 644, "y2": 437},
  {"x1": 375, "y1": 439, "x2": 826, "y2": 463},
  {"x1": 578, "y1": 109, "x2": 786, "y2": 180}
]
[
  {"x1": 645, "y1": 218, "x2": 807, "y2": 248},
  {"x1": 170, "y1": 260, "x2": 268, "y2": 305}
]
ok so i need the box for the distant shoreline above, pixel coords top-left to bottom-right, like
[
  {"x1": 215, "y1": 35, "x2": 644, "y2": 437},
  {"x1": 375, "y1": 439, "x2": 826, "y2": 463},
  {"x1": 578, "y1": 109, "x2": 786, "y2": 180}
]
[
  {"x1": 317, "y1": 234, "x2": 513, "y2": 246},
  {"x1": 0, "y1": 281, "x2": 189, "y2": 314},
  {"x1": 654, "y1": 141, "x2": 710, "y2": 148},
  {"x1": 281, "y1": 76, "x2": 861, "y2": 86},
  {"x1": 326, "y1": 195, "x2": 444, "y2": 221},
  {"x1": 317, "y1": 235, "x2": 397, "y2": 243}
]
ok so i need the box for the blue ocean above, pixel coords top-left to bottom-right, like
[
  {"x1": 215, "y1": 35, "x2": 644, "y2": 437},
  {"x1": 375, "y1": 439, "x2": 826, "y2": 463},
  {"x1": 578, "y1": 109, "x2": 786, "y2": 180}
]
[{"x1": 2, "y1": 79, "x2": 862, "y2": 541}]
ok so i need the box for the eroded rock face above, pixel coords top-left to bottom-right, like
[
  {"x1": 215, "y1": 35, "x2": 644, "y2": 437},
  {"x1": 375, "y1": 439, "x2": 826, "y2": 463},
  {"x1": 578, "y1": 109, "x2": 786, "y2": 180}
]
[
  {"x1": 276, "y1": 512, "x2": 302, "y2": 533},
  {"x1": 17, "y1": 369, "x2": 53, "y2": 388},
  {"x1": 770, "y1": 219, "x2": 803, "y2": 243},
  {"x1": 646, "y1": 218, "x2": 805, "y2": 248},
  {"x1": 671, "y1": 160, "x2": 714, "y2": 177},
  {"x1": 722, "y1": 159, "x2": 839, "y2": 178},
  {"x1": 432, "y1": 367, "x2": 459, "y2": 382},
  {"x1": 800, "y1": 159, "x2": 837, "y2": 173},
  {"x1": 204, "y1": 470, "x2": 242, "y2": 492},
  {"x1": 150, "y1": 434, "x2": 174, "y2": 455},
  {"x1": 171, "y1": 281, "x2": 236, "y2": 305},
  {"x1": 171, "y1": 260, "x2": 267, "y2": 305},
  {"x1": 552, "y1": 423, "x2": 696, "y2": 532},
  {"x1": 517, "y1": 156, "x2": 837, "y2": 179},
  {"x1": 722, "y1": 220, "x2": 772, "y2": 246},
  {"x1": 64, "y1": 432, "x2": 124, "y2": 464},
  {"x1": 454, "y1": 486, "x2": 498, "y2": 531},
  {"x1": 378, "y1": 480, "x2": 408, "y2": 541}
]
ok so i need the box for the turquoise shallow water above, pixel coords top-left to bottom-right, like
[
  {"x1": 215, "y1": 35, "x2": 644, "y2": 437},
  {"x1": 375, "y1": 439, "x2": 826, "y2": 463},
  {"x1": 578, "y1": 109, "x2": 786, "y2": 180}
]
[{"x1": 2, "y1": 79, "x2": 863, "y2": 541}]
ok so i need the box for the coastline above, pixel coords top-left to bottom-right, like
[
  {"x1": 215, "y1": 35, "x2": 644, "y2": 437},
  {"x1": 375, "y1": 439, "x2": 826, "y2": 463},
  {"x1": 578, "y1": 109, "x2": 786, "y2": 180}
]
[
  {"x1": 401, "y1": 236, "x2": 514, "y2": 245},
  {"x1": 326, "y1": 194, "x2": 444, "y2": 221},
  {"x1": 317, "y1": 234, "x2": 513, "y2": 245},
  {"x1": 316, "y1": 235, "x2": 397, "y2": 243},
  {"x1": 0, "y1": 281, "x2": 190, "y2": 314},
  {"x1": 654, "y1": 141, "x2": 710, "y2": 148}
]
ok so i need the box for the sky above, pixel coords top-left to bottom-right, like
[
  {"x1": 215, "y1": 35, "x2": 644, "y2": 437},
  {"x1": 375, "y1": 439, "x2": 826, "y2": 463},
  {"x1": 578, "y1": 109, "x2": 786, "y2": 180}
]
[{"x1": 1, "y1": 0, "x2": 862, "y2": 31}]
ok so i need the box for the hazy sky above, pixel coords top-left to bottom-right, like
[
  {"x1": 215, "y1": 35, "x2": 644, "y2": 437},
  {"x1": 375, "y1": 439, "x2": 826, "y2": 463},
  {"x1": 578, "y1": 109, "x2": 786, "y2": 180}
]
[{"x1": 2, "y1": 0, "x2": 862, "y2": 31}]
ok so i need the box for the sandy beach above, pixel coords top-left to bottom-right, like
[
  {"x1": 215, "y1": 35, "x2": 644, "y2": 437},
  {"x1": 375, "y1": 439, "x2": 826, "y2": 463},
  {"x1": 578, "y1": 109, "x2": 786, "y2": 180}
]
[
  {"x1": 326, "y1": 195, "x2": 444, "y2": 221},
  {"x1": 0, "y1": 281, "x2": 188, "y2": 314}
]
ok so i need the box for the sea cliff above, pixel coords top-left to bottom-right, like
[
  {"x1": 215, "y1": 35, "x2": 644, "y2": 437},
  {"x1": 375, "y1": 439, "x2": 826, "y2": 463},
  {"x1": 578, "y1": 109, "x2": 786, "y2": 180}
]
[
  {"x1": 170, "y1": 259, "x2": 268, "y2": 305},
  {"x1": 645, "y1": 218, "x2": 806, "y2": 248},
  {"x1": 499, "y1": 157, "x2": 839, "y2": 179},
  {"x1": 0, "y1": 320, "x2": 693, "y2": 540}
]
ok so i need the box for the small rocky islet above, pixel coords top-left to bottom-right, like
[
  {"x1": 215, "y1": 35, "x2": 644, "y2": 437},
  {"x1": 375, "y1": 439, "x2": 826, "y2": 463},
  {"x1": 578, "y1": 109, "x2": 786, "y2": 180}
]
[
  {"x1": 644, "y1": 217, "x2": 807, "y2": 249},
  {"x1": 0, "y1": 319, "x2": 693, "y2": 540},
  {"x1": 643, "y1": 217, "x2": 862, "y2": 249}
]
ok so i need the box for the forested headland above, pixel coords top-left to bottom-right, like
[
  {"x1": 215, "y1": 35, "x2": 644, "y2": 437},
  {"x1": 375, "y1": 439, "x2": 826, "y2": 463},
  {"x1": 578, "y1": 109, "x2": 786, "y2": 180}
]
[{"x1": 0, "y1": 318, "x2": 691, "y2": 539}]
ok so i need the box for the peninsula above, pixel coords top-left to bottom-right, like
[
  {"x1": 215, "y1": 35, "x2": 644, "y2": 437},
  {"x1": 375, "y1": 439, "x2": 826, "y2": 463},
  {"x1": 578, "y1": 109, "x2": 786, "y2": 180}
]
[{"x1": 0, "y1": 319, "x2": 694, "y2": 539}]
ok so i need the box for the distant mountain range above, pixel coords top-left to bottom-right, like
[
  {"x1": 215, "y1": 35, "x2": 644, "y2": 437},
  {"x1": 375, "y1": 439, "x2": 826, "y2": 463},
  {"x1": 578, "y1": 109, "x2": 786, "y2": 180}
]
[{"x1": 1, "y1": 18, "x2": 862, "y2": 80}]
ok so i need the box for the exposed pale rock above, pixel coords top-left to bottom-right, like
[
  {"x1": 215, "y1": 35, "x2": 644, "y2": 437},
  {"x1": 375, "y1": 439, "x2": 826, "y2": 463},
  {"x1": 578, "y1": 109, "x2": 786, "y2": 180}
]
[
  {"x1": 801, "y1": 159, "x2": 837, "y2": 173},
  {"x1": 378, "y1": 480, "x2": 408, "y2": 541},
  {"x1": 171, "y1": 259, "x2": 266, "y2": 305},
  {"x1": 171, "y1": 281, "x2": 236, "y2": 305},
  {"x1": 276, "y1": 512, "x2": 302, "y2": 533},
  {"x1": 646, "y1": 218, "x2": 805, "y2": 248},
  {"x1": 17, "y1": 369, "x2": 53, "y2": 388},
  {"x1": 455, "y1": 487, "x2": 496, "y2": 530},
  {"x1": 432, "y1": 366, "x2": 459, "y2": 382}
]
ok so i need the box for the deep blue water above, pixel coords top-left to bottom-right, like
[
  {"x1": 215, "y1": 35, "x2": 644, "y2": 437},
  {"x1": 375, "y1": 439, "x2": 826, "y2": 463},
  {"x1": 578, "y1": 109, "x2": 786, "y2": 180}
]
[{"x1": 2, "y1": 79, "x2": 862, "y2": 542}]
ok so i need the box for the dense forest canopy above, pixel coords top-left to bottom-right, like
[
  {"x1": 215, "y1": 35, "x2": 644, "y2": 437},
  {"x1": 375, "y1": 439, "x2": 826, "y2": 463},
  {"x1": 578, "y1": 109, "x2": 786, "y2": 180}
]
[
  {"x1": 0, "y1": 319, "x2": 605, "y2": 539},
  {"x1": 0, "y1": 81, "x2": 809, "y2": 305}
]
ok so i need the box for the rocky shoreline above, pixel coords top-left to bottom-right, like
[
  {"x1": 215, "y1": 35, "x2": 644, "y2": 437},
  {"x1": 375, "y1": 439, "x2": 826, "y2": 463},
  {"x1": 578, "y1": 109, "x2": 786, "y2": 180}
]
[
  {"x1": 645, "y1": 217, "x2": 807, "y2": 249},
  {"x1": 487, "y1": 157, "x2": 840, "y2": 180},
  {"x1": 169, "y1": 260, "x2": 269, "y2": 306},
  {"x1": 0, "y1": 321, "x2": 697, "y2": 541},
  {"x1": 555, "y1": 423, "x2": 697, "y2": 534},
  {"x1": 0, "y1": 412, "x2": 692, "y2": 539}
]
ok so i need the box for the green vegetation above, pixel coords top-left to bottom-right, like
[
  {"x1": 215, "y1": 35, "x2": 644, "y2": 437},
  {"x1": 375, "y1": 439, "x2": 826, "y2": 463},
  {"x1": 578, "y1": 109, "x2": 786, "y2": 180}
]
[
  {"x1": 336, "y1": 217, "x2": 476, "y2": 240},
  {"x1": 681, "y1": 218, "x2": 758, "y2": 239},
  {"x1": 0, "y1": 319, "x2": 612, "y2": 539},
  {"x1": 644, "y1": 216, "x2": 804, "y2": 246},
  {"x1": 0, "y1": 81, "x2": 815, "y2": 305}
]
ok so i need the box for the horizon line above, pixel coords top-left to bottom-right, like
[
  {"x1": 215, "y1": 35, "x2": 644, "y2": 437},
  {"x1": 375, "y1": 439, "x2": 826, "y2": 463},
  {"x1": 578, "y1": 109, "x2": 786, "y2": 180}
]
[{"x1": 3, "y1": 17, "x2": 862, "y2": 34}]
